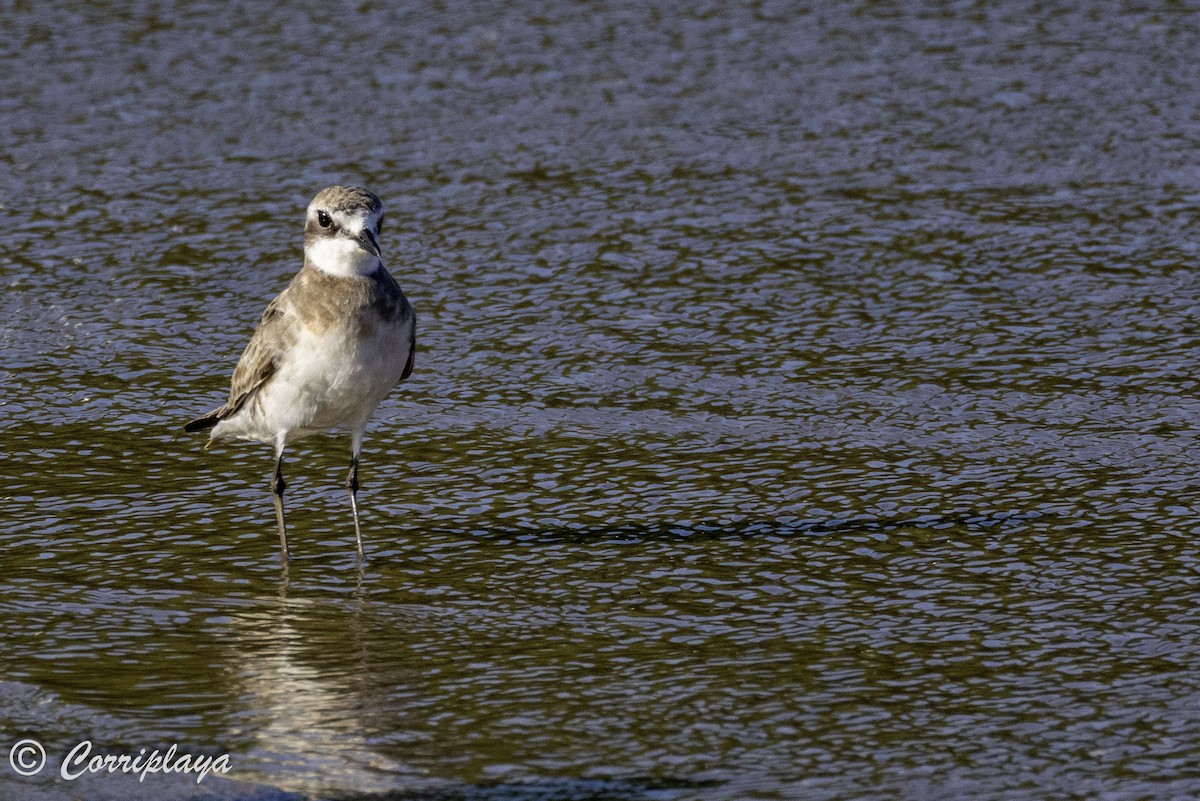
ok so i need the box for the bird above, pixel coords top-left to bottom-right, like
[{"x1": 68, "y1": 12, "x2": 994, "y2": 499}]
[{"x1": 185, "y1": 185, "x2": 416, "y2": 563}]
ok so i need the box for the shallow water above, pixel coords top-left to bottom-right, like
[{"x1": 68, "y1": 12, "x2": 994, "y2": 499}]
[{"x1": 4, "y1": 1, "x2": 1200, "y2": 799}]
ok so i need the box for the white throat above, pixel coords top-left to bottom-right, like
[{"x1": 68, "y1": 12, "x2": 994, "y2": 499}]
[{"x1": 305, "y1": 238, "x2": 381, "y2": 277}]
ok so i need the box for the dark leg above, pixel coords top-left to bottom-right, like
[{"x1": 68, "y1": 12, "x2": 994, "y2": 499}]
[
  {"x1": 272, "y1": 452, "x2": 289, "y2": 562},
  {"x1": 347, "y1": 454, "x2": 364, "y2": 558}
]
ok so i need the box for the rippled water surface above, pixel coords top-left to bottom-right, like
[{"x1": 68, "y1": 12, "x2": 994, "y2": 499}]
[{"x1": 4, "y1": 2, "x2": 1200, "y2": 800}]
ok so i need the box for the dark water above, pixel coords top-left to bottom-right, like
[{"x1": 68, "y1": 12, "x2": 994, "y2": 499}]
[{"x1": 4, "y1": 1, "x2": 1200, "y2": 799}]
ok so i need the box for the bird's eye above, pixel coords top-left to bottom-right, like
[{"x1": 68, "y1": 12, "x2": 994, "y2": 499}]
[
  {"x1": 376, "y1": 215, "x2": 384, "y2": 236},
  {"x1": 317, "y1": 210, "x2": 332, "y2": 228}
]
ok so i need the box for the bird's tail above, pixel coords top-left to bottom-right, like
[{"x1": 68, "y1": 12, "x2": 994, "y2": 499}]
[{"x1": 183, "y1": 412, "x2": 220, "y2": 434}]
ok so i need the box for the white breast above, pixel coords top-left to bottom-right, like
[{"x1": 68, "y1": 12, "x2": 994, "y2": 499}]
[{"x1": 214, "y1": 318, "x2": 411, "y2": 445}]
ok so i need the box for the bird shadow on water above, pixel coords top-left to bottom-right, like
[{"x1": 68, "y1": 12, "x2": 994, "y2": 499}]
[
  {"x1": 398, "y1": 508, "x2": 1055, "y2": 549},
  {"x1": 258, "y1": 508, "x2": 1057, "y2": 595}
]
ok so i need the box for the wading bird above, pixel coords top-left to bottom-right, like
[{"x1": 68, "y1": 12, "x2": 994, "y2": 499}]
[{"x1": 185, "y1": 186, "x2": 415, "y2": 562}]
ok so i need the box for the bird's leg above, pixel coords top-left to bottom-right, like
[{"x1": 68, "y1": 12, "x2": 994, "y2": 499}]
[
  {"x1": 347, "y1": 456, "x2": 364, "y2": 558},
  {"x1": 272, "y1": 450, "x2": 289, "y2": 563},
  {"x1": 348, "y1": 434, "x2": 365, "y2": 559}
]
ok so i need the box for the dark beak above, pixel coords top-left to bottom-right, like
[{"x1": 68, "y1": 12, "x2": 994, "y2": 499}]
[{"x1": 356, "y1": 228, "x2": 382, "y2": 258}]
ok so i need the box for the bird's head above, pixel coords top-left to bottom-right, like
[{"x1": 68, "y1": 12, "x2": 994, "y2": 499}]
[{"x1": 303, "y1": 185, "x2": 385, "y2": 277}]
